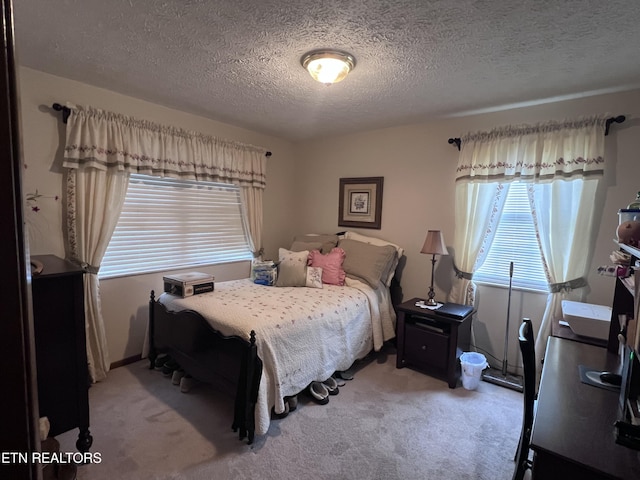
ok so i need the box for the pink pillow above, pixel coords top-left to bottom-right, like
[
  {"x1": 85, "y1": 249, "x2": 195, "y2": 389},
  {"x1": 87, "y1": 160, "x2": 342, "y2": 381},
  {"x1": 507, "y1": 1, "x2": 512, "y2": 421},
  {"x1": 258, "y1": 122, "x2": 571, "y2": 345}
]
[{"x1": 308, "y1": 247, "x2": 346, "y2": 286}]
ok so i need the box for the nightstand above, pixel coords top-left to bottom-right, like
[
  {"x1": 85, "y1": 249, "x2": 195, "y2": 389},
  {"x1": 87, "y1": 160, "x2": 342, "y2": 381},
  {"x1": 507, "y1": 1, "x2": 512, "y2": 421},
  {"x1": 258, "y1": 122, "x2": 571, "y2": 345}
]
[{"x1": 395, "y1": 298, "x2": 474, "y2": 388}]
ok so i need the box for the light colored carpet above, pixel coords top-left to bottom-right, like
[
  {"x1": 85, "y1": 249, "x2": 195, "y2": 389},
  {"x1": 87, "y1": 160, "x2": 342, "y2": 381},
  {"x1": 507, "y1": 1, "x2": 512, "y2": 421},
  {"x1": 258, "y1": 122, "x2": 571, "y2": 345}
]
[{"x1": 57, "y1": 344, "x2": 523, "y2": 479}]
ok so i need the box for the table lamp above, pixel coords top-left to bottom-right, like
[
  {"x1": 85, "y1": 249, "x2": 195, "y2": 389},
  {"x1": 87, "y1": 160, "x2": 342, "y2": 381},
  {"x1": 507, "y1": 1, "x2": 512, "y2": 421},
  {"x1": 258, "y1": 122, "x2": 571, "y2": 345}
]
[{"x1": 420, "y1": 230, "x2": 448, "y2": 306}]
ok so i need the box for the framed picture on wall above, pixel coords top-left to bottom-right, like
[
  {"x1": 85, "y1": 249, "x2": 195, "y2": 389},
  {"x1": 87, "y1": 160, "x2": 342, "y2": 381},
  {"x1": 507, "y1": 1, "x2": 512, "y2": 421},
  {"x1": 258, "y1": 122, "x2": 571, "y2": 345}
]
[{"x1": 338, "y1": 177, "x2": 383, "y2": 229}]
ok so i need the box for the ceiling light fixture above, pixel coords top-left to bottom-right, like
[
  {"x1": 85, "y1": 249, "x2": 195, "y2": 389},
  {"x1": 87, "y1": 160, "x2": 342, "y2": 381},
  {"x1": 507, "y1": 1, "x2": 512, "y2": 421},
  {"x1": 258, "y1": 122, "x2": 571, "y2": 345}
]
[{"x1": 301, "y1": 49, "x2": 356, "y2": 85}]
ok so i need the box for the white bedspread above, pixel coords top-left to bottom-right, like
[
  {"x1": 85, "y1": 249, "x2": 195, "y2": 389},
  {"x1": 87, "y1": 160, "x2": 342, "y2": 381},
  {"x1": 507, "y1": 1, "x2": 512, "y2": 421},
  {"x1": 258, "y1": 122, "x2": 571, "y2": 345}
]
[{"x1": 158, "y1": 277, "x2": 396, "y2": 435}]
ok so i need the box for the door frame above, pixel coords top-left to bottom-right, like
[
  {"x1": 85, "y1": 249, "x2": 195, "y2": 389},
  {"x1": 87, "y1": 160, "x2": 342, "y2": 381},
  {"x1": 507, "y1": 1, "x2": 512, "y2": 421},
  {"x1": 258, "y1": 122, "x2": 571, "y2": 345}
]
[{"x1": 0, "y1": 0, "x2": 41, "y2": 478}]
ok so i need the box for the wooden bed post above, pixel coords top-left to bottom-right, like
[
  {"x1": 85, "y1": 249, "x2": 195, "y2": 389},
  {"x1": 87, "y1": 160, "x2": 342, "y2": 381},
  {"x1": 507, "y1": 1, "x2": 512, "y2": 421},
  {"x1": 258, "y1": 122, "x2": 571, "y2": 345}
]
[
  {"x1": 232, "y1": 330, "x2": 261, "y2": 444},
  {"x1": 148, "y1": 290, "x2": 157, "y2": 369},
  {"x1": 245, "y1": 330, "x2": 259, "y2": 444}
]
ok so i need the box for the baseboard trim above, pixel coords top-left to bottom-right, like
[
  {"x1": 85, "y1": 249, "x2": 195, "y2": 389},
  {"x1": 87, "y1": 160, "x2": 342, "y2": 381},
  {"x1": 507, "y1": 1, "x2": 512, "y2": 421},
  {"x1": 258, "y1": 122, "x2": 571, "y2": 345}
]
[{"x1": 110, "y1": 354, "x2": 142, "y2": 370}]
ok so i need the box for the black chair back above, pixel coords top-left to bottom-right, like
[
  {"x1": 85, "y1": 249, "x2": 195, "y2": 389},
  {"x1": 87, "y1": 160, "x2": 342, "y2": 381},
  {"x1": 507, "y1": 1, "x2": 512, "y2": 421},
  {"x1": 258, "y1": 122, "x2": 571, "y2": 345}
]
[{"x1": 512, "y1": 318, "x2": 535, "y2": 480}]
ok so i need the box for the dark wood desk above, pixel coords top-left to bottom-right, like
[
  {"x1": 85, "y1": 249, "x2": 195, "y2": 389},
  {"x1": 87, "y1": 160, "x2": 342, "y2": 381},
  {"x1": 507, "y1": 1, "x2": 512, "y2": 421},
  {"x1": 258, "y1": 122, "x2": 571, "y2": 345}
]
[{"x1": 530, "y1": 336, "x2": 639, "y2": 479}]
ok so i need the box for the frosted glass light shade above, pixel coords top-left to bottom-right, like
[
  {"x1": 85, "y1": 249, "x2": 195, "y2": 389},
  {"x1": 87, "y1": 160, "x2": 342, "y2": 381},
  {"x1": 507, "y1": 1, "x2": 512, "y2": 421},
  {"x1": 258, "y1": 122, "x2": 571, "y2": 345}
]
[{"x1": 301, "y1": 50, "x2": 356, "y2": 85}]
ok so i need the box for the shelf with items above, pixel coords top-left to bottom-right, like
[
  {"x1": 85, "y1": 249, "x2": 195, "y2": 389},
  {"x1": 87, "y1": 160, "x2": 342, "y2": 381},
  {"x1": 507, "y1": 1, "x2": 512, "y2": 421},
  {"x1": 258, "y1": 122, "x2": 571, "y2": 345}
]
[
  {"x1": 617, "y1": 241, "x2": 640, "y2": 259},
  {"x1": 620, "y1": 275, "x2": 635, "y2": 296},
  {"x1": 607, "y1": 275, "x2": 636, "y2": 353},
  {"x1": 608, "y1": 241, "x2": 640, "y2": 354},
  {"x1": 615, "y1": 344, "x2": 640, "y2": 449},
  {"x1": 609, "y1": 241, "x2": 640, "y2": 449},
  {"x1": 615, "y1": 240, "x2": 640, "y2": 270}
]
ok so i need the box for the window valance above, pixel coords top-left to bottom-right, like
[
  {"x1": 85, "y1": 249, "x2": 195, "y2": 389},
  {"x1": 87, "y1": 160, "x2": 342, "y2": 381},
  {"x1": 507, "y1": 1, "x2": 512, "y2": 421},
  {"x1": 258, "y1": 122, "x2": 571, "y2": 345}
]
[
  {"x1": 62, "y1": 104, "x2": 268, "y2": 189},
  {"x1": 456, "y1": 115, "x2": 607, "y2": 182}
]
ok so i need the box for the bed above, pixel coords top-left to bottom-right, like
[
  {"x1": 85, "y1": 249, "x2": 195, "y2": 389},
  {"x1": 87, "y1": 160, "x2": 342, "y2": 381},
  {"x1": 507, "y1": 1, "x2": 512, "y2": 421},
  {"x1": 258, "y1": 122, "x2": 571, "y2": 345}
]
[{"x1": 147, "y1": 232, "x2": 403, "y2": 443}]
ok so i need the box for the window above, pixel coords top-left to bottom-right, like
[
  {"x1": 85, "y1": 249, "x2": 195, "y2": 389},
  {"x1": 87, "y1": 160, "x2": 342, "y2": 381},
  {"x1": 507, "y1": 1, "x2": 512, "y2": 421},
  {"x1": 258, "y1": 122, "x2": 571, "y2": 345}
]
[
  {"x1": 473, "y1": 182, "x2": 548, "y2": 292},
  {"x1": 99, "y1": 174, "x2": 252, "y2": 279}
]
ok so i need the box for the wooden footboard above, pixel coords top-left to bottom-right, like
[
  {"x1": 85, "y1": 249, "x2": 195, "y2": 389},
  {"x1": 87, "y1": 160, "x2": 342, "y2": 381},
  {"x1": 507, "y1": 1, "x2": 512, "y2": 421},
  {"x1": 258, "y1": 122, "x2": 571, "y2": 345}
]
[{"x1": 148, "y1": 290, "x2": 263, "y2": 444}]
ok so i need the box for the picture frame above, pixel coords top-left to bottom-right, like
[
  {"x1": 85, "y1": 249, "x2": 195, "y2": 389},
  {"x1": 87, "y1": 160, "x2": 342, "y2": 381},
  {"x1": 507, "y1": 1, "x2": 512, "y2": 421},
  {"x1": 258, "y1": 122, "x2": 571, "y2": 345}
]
[{"x1": 338, "y1": 177, "x2": 384, "y2": 229}]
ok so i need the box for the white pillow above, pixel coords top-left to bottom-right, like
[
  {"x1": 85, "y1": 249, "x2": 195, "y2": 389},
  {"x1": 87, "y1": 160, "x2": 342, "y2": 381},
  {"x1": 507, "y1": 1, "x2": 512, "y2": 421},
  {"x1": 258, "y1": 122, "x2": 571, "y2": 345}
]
[{"x1": 343, "y1": 231, "x2": 404, "y2": 286}]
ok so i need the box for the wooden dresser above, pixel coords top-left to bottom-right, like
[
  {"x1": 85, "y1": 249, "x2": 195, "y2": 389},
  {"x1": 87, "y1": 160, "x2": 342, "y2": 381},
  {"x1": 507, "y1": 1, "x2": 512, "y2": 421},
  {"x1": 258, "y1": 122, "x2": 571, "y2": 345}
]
[{"x1": 31, "y1": 254, "x2": 92, "y2": 452}]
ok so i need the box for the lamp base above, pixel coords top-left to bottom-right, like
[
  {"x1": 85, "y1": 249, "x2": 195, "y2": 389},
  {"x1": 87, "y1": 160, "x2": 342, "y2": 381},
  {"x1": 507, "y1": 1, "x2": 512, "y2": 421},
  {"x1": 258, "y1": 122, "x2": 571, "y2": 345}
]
[{"x1": 426, "y1": 255, "x2": 438, "y2": 307}]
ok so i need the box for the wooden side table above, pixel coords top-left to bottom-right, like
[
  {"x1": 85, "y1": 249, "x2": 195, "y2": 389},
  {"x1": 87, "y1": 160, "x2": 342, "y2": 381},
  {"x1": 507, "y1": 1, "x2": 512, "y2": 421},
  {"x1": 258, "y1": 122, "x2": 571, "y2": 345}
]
[{"x1": 395, "y1": 298, "x2": 474, "y2": 388}]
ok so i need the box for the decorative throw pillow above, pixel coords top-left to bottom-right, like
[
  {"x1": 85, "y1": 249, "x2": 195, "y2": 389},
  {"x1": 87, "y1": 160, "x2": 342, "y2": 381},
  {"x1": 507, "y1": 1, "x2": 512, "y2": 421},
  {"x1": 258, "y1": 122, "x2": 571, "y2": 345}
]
[
  {"x1": 343, "y1": 231, "x2": 404, "y2": 286},
  {"x1": 338, "y1": 238, "x2": 398, "y2": 289},
  {"x1": 275, "y1": 248, "x2": 309, "y2": 287},
  {"x1": 305, "y1": 266, "x2": 323, "y2": 288},
  {"x1": 290, "y1": 240, "x2": 323, "y2": 253},
  {"x1": 293, "y1": 234, "x2": 339, "y2": 254},
  {"x1": 308, "y1": 247, "x2": 346, "y2": 286}
]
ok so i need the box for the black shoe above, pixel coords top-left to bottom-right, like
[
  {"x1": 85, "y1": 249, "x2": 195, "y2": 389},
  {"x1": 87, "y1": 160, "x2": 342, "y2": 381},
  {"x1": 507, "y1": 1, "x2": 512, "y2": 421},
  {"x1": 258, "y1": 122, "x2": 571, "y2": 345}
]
[
  {"x1": 154, "y1": 354, "x2": 171, "y2": 369},
  {"x1": 286, "y1": 395, "x2": 298, "y2": 412},
  {"x1": 308, "y1": 382, "x2": 329, "y2": 405},
  {"x1": 336, "y1": 369, "x2": 354, "y2": 380},
  {"x1": 272, "y1": 402, "x2": 290, "y2": 419},
  {"x1": 162, "y1": 359, "x2": 180, "y2": 376},
  {"x1": 322, "y1": 377, "x2": 340, "y2": 395}
]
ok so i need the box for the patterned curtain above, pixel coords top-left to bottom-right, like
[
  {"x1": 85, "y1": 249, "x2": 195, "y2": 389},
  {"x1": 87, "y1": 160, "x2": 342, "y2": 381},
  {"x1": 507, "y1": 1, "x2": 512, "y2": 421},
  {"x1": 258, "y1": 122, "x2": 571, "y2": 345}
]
[
  {"x1": 65, "y1": 168, "x2": 128, "y2": 382},
  {"x1": 63, "y1": 104, "x2": 269, "y2": 381},
  {"x1": 451, "y1": 115, "x2": 607, "y2": 365},
  {"x1": 448, "y1": 181, "x2": 507, "y2": 306}
]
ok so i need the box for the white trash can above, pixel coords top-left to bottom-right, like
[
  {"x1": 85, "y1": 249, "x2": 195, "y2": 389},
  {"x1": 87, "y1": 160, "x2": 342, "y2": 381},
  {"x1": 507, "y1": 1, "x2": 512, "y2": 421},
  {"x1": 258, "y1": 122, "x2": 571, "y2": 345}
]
[{"x1": 459, "y1": 352, "x2": 489, "y2": 390}]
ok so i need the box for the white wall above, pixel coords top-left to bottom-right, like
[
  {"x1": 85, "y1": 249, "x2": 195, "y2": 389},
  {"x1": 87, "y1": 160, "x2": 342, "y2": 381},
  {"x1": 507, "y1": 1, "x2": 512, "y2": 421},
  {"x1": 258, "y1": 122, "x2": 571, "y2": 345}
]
[
  {"x1": 293, "y1": 89, "x2": 640, "y2": 371},
  {"x1": 18, "y1": 67, "x2": 297, "y2": 363},
  {"x1": 18, "y1": 65, "x2": 640, "y2": 371}
]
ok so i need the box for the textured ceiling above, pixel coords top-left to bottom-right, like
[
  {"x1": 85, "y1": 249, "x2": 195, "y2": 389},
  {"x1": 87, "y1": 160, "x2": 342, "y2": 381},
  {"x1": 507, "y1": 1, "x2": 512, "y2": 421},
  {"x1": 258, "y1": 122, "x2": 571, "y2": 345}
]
[{"x1": 12, "y1": 0, "x2": 640, "y2": 142}]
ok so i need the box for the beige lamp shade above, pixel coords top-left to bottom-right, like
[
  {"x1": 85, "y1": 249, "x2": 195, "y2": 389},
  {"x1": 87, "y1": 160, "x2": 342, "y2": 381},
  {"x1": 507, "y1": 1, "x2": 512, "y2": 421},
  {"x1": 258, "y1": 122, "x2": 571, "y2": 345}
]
[{"x1": 421, "y1": 230, "x2": 448, "y2": 256}]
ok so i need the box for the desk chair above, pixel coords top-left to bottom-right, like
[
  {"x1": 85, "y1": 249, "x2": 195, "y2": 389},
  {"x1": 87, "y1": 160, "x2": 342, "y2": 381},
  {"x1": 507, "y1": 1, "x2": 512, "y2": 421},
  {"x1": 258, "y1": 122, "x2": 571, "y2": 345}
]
[{"x1": 512, "y1": 318, "x2": 535, "y2": 480}]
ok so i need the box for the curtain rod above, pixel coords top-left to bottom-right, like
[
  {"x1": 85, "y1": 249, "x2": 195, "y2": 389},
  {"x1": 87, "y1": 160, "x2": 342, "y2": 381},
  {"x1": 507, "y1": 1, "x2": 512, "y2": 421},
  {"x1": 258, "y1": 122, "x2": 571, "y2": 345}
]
[
  {"x1": 51, "y1": 103, "x2": 272, "y2": 157},
  {"x1": 52, "y1": 102, "x2": 71, "y2": 123},
  {"x1": 446, "y1": 115, "x2": 626, "y2": 151}
]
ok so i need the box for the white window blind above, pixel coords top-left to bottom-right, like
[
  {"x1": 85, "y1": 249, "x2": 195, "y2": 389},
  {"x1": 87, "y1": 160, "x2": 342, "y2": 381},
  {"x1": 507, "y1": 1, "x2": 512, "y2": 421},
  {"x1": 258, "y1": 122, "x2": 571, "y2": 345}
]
[
  {"x1": 99, "y1": 174, "x2": 252, "y2": 279},
  {"x1": 473, "y1": 182, "x2": 548, "y2": 292}
]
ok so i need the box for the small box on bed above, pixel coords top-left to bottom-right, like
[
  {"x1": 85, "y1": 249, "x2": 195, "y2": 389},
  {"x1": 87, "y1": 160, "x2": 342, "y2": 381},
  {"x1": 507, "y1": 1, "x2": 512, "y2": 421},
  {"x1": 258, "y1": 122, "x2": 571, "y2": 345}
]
[{"x1": 163, "y1": 272, "x2": 214, "y2": 297}]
